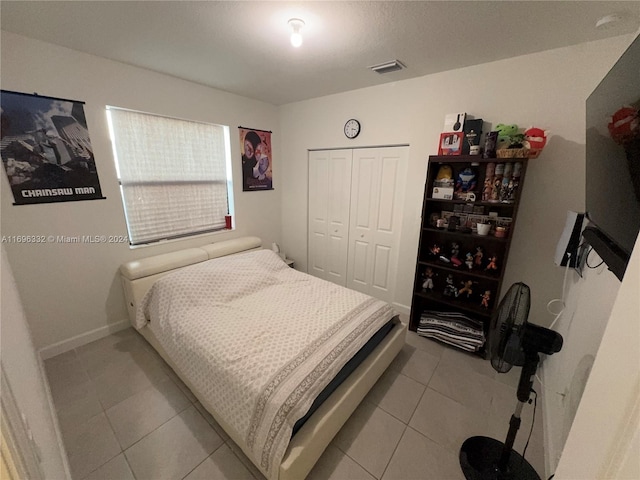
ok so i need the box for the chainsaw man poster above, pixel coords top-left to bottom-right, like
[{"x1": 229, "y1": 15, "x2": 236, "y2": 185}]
[{"x1": 1, "y1": 90, "x2": 104, "y2": 205}]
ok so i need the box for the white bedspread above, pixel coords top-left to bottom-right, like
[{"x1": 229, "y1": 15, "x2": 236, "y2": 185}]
[{"x1": 137, "y1": 249, "x2": 395, "y2": 479}]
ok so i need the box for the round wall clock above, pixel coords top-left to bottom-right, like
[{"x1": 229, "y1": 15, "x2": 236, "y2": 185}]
[{"x1": 344, "y1": 119, "x2": 361, "y2": 139}]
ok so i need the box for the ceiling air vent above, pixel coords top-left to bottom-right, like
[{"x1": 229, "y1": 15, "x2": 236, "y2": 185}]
[{"x1": 369, "y1": 60, "x2": 405, "y2": 74}]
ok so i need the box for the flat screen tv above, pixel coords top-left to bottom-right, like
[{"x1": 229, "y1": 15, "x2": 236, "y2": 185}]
[{"x1": 584, "y1": 34, "x2": 640, "y2": 281}]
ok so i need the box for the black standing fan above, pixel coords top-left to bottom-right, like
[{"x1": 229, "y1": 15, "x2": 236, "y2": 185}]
[{"x1": 459, "y1": 283, "x2": 563, "y2": 480}]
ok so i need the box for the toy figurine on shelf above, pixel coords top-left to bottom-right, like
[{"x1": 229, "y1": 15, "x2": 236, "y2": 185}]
[
  {"x1": 450, "y1": 242, "x2": 462, "y2": 267},
  {"x1": 443, "y1": 274, "x2": 458, "y2": 297},
  {"x1": 455, "y1": 167, "x2": 477, "y2": 199},
  {"x1": 429, "y1": 244, "x2": 442, "y2": 257},
  {"x1": 482, "y1": 176, "x2": 493, "y2": 202},
  {"x1": 458, "y1": 280, "x2": 474, "y2": 299},
  {"x1": 491, "y1": 177, "x2": 502, "y2": 202},
  {"x1": 474, "y1": 246, "x2": 484, "y2": 267},
  {"x1": 422, "y1": 268, "x2": 435, "y2": 291},
  {"x1": 481, "y1": 290, "x2": 491, "y2": 308},
  {"x1": 465, "y1": 252, "x2": 474, "y2": 270},
  {"x1": 482, "y1": 162, "x2": 495, "y2": 201},
  {"x1": 485, "y1": 255, "x2": 498, "y2": 272}
]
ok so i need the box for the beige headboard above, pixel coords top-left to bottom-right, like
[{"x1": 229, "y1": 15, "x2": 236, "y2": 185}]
[{"x1": 120, "y1": 236, "x2": 262, "y2": 326}]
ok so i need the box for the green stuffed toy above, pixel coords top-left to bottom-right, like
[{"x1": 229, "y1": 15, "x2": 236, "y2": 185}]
[{"x1": 495, "y1": 124, "x2": 525, "y2": 149}]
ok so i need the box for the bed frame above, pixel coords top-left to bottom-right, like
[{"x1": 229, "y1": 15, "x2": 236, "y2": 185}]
[{"x1": 120, "y1": 236, "x2": 405, "y2": 480}]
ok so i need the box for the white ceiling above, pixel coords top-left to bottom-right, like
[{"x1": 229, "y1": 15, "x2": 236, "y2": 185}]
[{"x1": 2, "y1": 1, "x2": 639, "y2": 106}]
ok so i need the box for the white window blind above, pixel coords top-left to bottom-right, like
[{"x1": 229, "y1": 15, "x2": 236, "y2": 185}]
[{"x1": 107, "y1": 107, "x2": 230, "y2": 245}]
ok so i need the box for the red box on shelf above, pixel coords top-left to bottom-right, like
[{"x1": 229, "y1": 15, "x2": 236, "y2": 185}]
[{"x1": 438, "y1": 132, "x2": 464, "y2": 156}]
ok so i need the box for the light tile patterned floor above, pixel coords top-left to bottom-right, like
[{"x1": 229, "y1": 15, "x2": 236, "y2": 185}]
[{"x1": 45, "y1": 322, "x2": 545, "y2": 480}]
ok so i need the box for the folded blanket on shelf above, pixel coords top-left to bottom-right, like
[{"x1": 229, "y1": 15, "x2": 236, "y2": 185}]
[{"x1": 417, "y1": 311, "x2": 485, "y2": 352}]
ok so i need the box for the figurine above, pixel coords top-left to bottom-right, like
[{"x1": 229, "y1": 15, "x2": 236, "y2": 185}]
[
  {"x1": 504, "y1": 162, "x2": 522, "y2": 202},
  {"x1": 485, "y1": 255, "x2": 498, "y2": 271},
  {"x1": 450, "y1": 242, "x2": 462, "y2": 267},
  {"x1": 491, "y1": 177, "x2": 502, "y2": 202},
  {"x1": 443, "y1": 274, "x2": 458, "y2": 297},
  {"x1": 429, "y1": 244, "x2": 441, "y2": 257},
  {"x1": 482, "y1": 162, "x2": 496, "y2": 202},
  {"x1": 422, "y1": 268, "x2": 435, "y2": 291},
  {"x1": 458, "y1": 280, "x2": 474, "y2": 299},
  {"x1": 500, "y1": 163, "x2": 513, "y2": 202},
  {"x1": 455, "y1": 167, "x2": 477, "y2": 195},
  {"x1": 481, "y1": 290, "x2": 491, "y2": 308},
  {"x1": 502, "y1": 179, "x2": 516, "y2": 203},
  {"x1": 482, "y1": 177, "x2": 492, "y2": 202},
  {"x1": 474, "y1": 246, "x2": 484, "y2": 267},
  {"x1": 465, "y1": 252, "x2": 474, "y2": 270}
]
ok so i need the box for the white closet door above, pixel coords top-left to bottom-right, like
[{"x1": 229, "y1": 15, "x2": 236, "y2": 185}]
[
  {"x1": 308, "y1": 149, "x2": 352, "y2": 285},
  {"x1": 347, "y1": 147, "x2": 407, "y2": 302}
]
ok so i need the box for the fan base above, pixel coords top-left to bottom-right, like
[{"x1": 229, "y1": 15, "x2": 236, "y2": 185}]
[{"x1": 459, "y1": 436, "x2": 540, "y2": 480}]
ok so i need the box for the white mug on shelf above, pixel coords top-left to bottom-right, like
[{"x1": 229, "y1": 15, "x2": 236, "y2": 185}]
[{"x1": 477, "y1": 223, "x2": 491, "y2": 236}]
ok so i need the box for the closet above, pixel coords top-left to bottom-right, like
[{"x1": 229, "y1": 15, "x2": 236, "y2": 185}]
[{"x1": 308, "y1": 146, "x2": 408, "y2": 303}]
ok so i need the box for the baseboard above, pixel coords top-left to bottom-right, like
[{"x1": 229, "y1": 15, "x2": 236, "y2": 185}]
[
  {"x1": 391, "y1": 302, "x2": 410, "y2": 317},
  {"x1": 38, "y1": 319, "x2": 131, "y2": 360}
]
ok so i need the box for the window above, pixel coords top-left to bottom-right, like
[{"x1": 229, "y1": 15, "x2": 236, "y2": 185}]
[{"x1": 107, "y1": 107, "x2": 233, "y2": 246}]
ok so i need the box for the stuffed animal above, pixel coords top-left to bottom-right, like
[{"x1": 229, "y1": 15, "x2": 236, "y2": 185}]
[
  {"x1": 435, "y1": 164, "x2": 454, "y2": 186},
  {"x1": 523, "y1": 127, "x2": 549, "y2": 158},
  {"x1": 608, "y1": 106, "x2": 639, "y2": 145},
  {"x1": 495, "y1": 124, "x2": 524, "y2": 149}
]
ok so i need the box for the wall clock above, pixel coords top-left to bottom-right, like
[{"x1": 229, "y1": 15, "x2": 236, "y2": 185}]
[{"x1": 344, "y1": 119, "x2": 361, "y2": 139}]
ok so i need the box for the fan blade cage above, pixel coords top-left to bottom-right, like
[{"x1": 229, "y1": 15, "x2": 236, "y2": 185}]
[{"x1": 489, "y1": 283, "x2": 531, "y2": 373}]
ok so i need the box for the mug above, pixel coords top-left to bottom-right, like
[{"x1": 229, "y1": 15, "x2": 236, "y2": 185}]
[{"x1": 477, "y1": 223, "x2": 491, "y2": 236}]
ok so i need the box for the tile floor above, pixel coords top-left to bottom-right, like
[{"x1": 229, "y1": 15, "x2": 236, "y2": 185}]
[{"x1": 44, "y1": 322, "x2": 545, "y2": 480}]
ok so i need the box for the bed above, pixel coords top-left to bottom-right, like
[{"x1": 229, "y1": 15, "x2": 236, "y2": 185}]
[{"x1": 119, "y1": 236, "x2": 405, "y2": 480}]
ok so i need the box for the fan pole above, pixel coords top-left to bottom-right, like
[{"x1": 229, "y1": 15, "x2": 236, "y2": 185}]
[
  {"x1": 498, "y1": 402, "x2": 524, "y2": 471},
  {"x1": 498, "y1": 352, "x2": 540, "y2": 472}
]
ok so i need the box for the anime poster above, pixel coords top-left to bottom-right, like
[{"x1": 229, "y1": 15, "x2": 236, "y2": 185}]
[
  {"x1": 239, "y1": 127, "x2": 273, "y2": 191},
  {"x1": 0, "y1": 90, "x2": 104, "y2": 205}
]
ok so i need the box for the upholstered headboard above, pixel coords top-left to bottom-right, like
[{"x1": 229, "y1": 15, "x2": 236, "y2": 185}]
[{"x1": 120, "y1": 236, "x2": 262, "y2": 325}]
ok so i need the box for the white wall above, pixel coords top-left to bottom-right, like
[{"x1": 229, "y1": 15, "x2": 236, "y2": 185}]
[
  {"x1": 0, "y1": 31, "x2": 281, "y2": 351},
  {"x1": 554, "y1": 234, "x2": 639, "y2": 479},
  {"x1": 278, "y1": 35, "x2": 634, "y2": 325},
  {"x1": 540, "y1": 250, "x2": 622, "y2": 474},
  {"x1": 1, "y1": 246, "x2": 70, "y2": 479}
]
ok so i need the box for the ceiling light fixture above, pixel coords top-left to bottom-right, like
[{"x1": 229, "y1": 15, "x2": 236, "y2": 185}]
[{"x1": 288, "y1": 18, "x2": 305, "y2": 48}]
